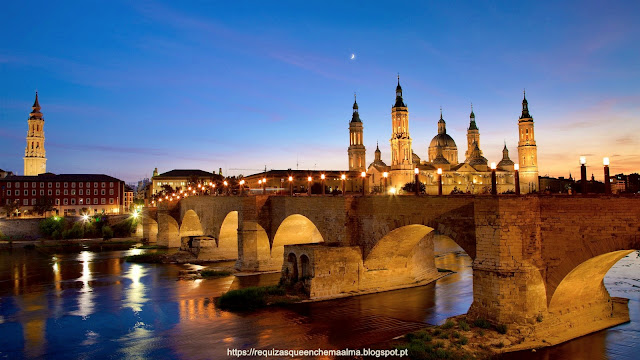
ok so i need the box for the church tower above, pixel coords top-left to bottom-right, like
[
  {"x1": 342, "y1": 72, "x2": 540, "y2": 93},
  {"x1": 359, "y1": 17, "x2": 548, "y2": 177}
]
[
  {"x1": 389, "y1": 76, "x2": 412, "y2": 170},
  {"x1": 348, "y1": 94, "x2": 366, "y2": 172},
  {"x1": 23, "y1": 92, "x2": 47, "y2": 176},
  {"x1": 465, "y1": 104, "x2": 481, "y2": 160},
  {"x1": 517, "y1": 91, "x2": 539, "y2": 193}
]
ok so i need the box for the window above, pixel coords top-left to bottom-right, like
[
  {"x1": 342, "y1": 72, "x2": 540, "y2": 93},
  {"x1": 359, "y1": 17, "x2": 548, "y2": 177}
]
[
  {"x1": 32, "y1": 182, "x2": 36, "y2": 188},
  {"x1": 24, "y1": 190, "x2": 28, "y2": 196},
  {"x1": 109, "y1": 189, "x2": 114, "y2": 195},
  {"x1": 23, "y1": 199, "x2": 28, "y2": 205},
  {"x1": 86, "y1": 198, "x2": 90, "y2": 205},
  {"x1": 48, "y1": 190, "x2": 52, "y2": 196},
  {"x1": 79, "y1": 182, "x2": 83, "y2": 188},
  {"x1": 71, "y1": 190, "x2": 76, "y2": 195},
  {"x1": 55, "y1": 199, "x2": 60, "y2": 205},
  {"x1": 6, "y1": 190, "x2": 11, "y2": 196},
  {"x1": 64, "y1": 189, "x2": 68, "y2": 195},
  {"x1": 25, "y1": 182, "x2": 29, "y2": 188},
  {"x1": 79, "y1": 189, "x2": 83, "y2": 195},
  {"x1": 15, "y1": 183, "x2": 20, "y2": 188},
  {"x1": 94, "y1": 189, "x2": 98, "y2": 195},
  {"x1": 40, "y1": 190, "x2": 44, "y2": 196},
  {"x1": 109, "y1": 198, "x2": 114, "y2": 204},
  {"x1": 56, "y1": 190, "x2": 60, "y2": 195},
  {"x1": 71, "y1": 198, "x2": 76, "y2": 205},
  {"x1": 63, "y1": 199, "x2": 68, "y2": 205},
  {"x1": 48, "y1": 183, "x2": 52, "y2": 188},
  {"x1": 101, "y1": 198, "x2": 106, "y2": 204},
  {"x1": 110, "y1": 182, "x2": 114, "y2": 187},
  {"x1": 31, "y1": 199, "x2": 36, "y2": 205},
  {"x1": 56, "y1": 182, "x2": 60, "y2": 188},
  {"x1": 72, "y1": 182, "x2": 76, "y2": 188},
  {"x1": 86, "y1": 182, "x2": 90, "y2": 188},
  {"x1": 94, "y1": 182, "x2": 98, "y2": 188},
  {"x1": 32, "y1": 190, "x2": 36, "y2": 196},
  {"x1": 64, "y1": 182, "x2": 68, "y2": 188},
  {"x1": 93, "y1": 198, "x2": 98, "y2": 205},
  {"x1": 40, "y1": 182, "x2": 44, "y2": 187},
  {"x1": 6, "y1": 183, "x2": 10, "y2": 188},
  {"x1": 79, "y1": 198, "x2": 84, "y2": 205},
  {"x1": 101, "y1": 189, "x2": 105, "y2": 195},
  {"x1": 101, "y1": 182, "x2": 106, "y2": 188}
]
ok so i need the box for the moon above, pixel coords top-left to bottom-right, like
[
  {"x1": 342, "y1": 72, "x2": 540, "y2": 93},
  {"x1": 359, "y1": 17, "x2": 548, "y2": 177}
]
[{"x1": 350, "y1": 53, "x2": 356, "y2": 60}]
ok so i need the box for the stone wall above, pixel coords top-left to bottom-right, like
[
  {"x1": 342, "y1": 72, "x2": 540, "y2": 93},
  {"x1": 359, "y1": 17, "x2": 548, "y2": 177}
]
[{"x1": 0, "y1": 218, "x2": 43, "y2": 239}]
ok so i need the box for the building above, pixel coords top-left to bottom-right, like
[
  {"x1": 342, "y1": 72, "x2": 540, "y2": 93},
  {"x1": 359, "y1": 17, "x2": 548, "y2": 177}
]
[
  {"x1": 365, "y1": 77, "x2": 534, "y2": 194},
  {"x1": 539, "y1": 175, "x2": 574, "y2": 193},
  {"x1": 124, "y1": 185, "x2": 135, "y2": 211},
  {"x1": 23, "y1": 92, "x2": 47, "y2": 176},
  {"x1": 244, "y1": 170, "x2": 367, "y2": 194},
  {"x1": 151, "y1": 168, "x2": 223, "y2": 195},
  {"x1": 0, "y1": 169, "x2": 14, "y2": 178},
  {"x1": 0, "y1": 173, "x2": 126, "y2": 216},
  {"x1": 347, "y1": 95, "x2": 366, "y2": 172}
]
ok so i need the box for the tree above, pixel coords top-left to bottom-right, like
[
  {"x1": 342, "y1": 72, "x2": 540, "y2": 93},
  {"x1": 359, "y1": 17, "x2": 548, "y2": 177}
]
[
  {"x1": 3, "y1": 200, "x2": 21, "y2": 217},
  {"x1": 402, "y1": 181, "x2": 425, "y2": 194},
  {"x1": 33, "y1": 195, "x2": 56, "y2": 216}
]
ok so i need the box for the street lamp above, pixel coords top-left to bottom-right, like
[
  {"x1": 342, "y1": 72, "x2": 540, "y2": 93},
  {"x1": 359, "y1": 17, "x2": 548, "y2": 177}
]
[
  {"x1": 288, "y1": 176, "x2": 293, "y2": 196},
  {"x1": 414, "y1": 167, "x2": 420, "y2": 196},
  {"x1": 341, "y1": 174, "x2": 346, "y2": 195},
  {"x1": 223, "y1": 180, "x2": 228, "y2": 196},
  {"x1": 603, "y1": 157, "x2": 611, "y2": 194},
  {"x1": 262, "y1": 178, "x2": 267, "y2": 195},
  {"x1": 239, "y1": 179, "x2": 245, "y2": 196},
  {"x1": 321, "y1": 174, "x2": 326, "y2": 195},
  {"x1": 580, "y1": 156, "x2": 587, "y2": 195},
  {"x1": 383, "y1": 172, "x2": 388, "y2": 195},
  {"x1": 437, "y1": 168, "x2": 443, "y2": 196},
  {"x1": 491, "y1": 162, "x2": 497, "y2": 195},
  {"x1": 361, "y1": 171, "x2": 366, "y2": 196},
  {"x1": 307, "y1": 176, "x2": 312, "y2": 196},
  {"x1": 514, "y1": 163, "x2": 520, "y2": 196}
]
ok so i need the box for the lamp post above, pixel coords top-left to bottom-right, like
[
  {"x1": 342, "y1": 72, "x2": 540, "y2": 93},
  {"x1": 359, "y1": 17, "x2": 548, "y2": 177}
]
[
  {"x1": 437, "y1": 168, "x2": 443, "y2": 196},
  {"x1": 491, "y1": 162, "x2": 497, "y2": 195},
  {"x1": 341, "y1": 174, "x2": 346, "y2": 195},
  {"x1": 223, "y1": 180, "x2": 228, "y2": 196},
  {"x1": 307, "y1": 176, "x2": 312, "y2": 196},
  {"x1": 603, "y1": 157, "x2": 611, "y2": 194},
  {"x1": 258, "y1": 179, "x2": 262, "y2": 195},
  {"x1": 288, "y1": 176, "x2": 293, "y2": 196},
  {"x1": 580, "y1": 156, "x2": 587, "y2": 195},
  {"x1": 383, "y1": 172, "x2": 388, "y2": 195},
  {"x1": 414, "y1": 167, "x2": 420, "y2": 196},
  {"x1": 262, "y1": 177, "x2": 266, "y2": 195},
  {"x1": 361, "y1": 172, "x2": 366, "y2": 196},
  {"x1": 514, "y1": 164, "x2": 520, "y2": 196},
  {"x1": 321, "y1": 174, "x2": 326, "y2": 195},
  {"x1": 239, "y1": 180, "x2": 245, "y2": 196}
]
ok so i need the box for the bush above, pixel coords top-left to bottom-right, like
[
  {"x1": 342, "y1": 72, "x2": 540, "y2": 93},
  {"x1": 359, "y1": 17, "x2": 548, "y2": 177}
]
[
  {"x1": 459, "y1": 336, "x2": 468, "y2": 345},
  {"x1": 473, "y1": 318, "x2": 491, "y2": 329},
  {"x1": 39, "y1": 217, "x2": 66, "y2": 238},
  {"x1": 459, "y1": 320, "x2": 470, "y2": 331},
  {"x1": 441, "y1": 320, "x2": 454, "y2": 329},
  {"x1": 495, "y1": 324, "x2": 507, "y2": 334},
  {"x1": 102, "y1": 226, "x2": 114, "y2": 240},
  {"x1": 112, "y1": 218, "x2": 136, "y2": 237},
  {"x1": 216, "y1": 285, "x2": 285, "y2": 311},
  {"x1": 451, "y1": 331, "x2": 460, "y2": 339},
  {"x1": 63, "y1": 222, "x2": 85, "y2": 239},
  {"x1": 200, "y1": 270, "x2": 232, "y2": 278}
]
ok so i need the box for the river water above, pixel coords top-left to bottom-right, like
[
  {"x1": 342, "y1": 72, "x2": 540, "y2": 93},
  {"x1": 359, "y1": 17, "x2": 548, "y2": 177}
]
[{"x1": 0, "y1": 242, "x2": 637, "y2": 359}]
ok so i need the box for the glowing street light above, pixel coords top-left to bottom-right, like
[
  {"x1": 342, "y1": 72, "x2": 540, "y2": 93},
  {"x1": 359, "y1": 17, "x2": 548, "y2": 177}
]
[
  {"x1": 361, "y1": 171, "x2": 366, "y2": 196},
  {"x1": 307, "y1": 176, "x2": 312, "y2": 196},
  {"x1": 239, "y1": 179, "x2": 245, "y2": 196},
  {"x1": 414, "y1": 167, "x2": 420, "y2": 196},
  {"x1": 389, "y1": 187, "x2": 396, "y2": 195},
  {"x1": 82, "y1": 214, "x2": 89, "y2": 222},
  {"x1": 383, "y1": 172, "x2": 388, "y2": 194},
  {"x1": 603, "y1": 157, "x2": 611, "y2": 194},
  {"x1": 580, "y1": 157, "x2": 587, "y2": 195},
  {"x1": 437, "y1": 168, "x2": 443, "y2": 196},
  {"x1": 288, "y1": 176, "x2": 293, "y2": 196},
  {"x1": 321, "y1": 174, "x2": 326, "y2": 195},
  {"x1": 341, "y1": 174, "x2": 346, "y2": 195}
]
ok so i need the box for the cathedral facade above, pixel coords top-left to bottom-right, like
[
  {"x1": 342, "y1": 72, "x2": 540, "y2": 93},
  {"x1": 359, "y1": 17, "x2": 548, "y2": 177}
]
[{"x1": 357, "y1": 78, "x2": 538, "y2": 195}]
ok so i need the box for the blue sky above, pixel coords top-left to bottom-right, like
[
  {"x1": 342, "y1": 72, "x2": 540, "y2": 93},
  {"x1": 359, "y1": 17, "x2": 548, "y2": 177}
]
[{"x1": 1, "y1": 0, "x2": 638, "y2": 183}]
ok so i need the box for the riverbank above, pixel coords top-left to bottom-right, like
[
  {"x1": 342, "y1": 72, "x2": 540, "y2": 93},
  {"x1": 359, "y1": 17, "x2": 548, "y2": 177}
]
[{"x1": 0, "y1": 237, "x2": 142, "y2": 251}]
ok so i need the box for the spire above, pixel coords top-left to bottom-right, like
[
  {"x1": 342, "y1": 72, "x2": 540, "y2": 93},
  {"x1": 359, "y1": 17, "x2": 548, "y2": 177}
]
[
  {"x1": 351, "y1": 93, "x2": 361, "y2": 123},
  {"x1": 520, "y1": 89, "x2": 531, "y2": 119},
  {"x1": 29, "y1": 91, "x2": 43, "y2": 120},
  {"x1": 374, "y1": 141, "x2": 381, "y2": 161},
  {"x1": 393, "y1": 74, "x2": 406, "y2": 108},
  {"x1": 376, "y1": 141, "x2": 380, "y2": 152},
  {"x1": 470, "y1": 102, "x2": 475, "y2": 118},
  {"x1": 437, "y1": 107, "x2": 446, "y2": 134}
]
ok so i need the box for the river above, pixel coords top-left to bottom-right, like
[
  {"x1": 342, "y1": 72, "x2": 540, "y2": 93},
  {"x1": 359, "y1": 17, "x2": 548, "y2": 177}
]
[{"x1": 0, "y1": 242, "x2": 637, "y2": 359}]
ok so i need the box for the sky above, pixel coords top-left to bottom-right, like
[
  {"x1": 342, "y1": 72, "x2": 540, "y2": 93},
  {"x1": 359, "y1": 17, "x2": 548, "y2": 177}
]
[{"x1": 1, "y1": 0, "x2": 639, "y2": 183}]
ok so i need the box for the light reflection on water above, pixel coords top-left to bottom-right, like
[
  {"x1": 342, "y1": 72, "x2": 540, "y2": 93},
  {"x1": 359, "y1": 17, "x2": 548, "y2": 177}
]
[{"x1": 0, "y1": 245, "x2": 637, "y2": 360}]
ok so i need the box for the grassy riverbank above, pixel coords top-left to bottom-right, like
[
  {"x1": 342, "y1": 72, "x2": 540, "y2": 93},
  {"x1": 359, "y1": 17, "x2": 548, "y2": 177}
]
[{"x1": 216, "y1": 285, "x2": 302, "y2": 311}]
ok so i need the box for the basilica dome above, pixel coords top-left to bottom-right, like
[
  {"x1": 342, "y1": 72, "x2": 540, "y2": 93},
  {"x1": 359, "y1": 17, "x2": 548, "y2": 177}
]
[{"x1": 429, "y1": 133, "x2": 457, "y2": 149}]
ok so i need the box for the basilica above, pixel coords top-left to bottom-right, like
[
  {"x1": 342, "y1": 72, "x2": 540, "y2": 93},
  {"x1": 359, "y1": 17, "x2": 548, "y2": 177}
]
[{"x1": 349, "y1": 77, "x2": 539, "y2": 195}]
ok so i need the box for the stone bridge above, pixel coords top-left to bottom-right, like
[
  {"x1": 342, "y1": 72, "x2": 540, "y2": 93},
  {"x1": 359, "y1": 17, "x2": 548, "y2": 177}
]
[{"x1": 146, "y1": 194, "x2": 640, "y2": 346}]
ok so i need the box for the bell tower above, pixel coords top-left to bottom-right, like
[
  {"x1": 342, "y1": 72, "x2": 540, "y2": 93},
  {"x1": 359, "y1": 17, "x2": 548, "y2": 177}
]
[
  {"x1": 465, "y1": 103, "x2": 481, "y2": 160},
  {"x1": 23, "y1": 92, "x2": 47, "y2": 176},
  {"x1": 389, "y1": 75, "x2": 412, "y2": 170},
  {"x1": 517, "y1": 91, "x2": 539, "y2": 193},
  {"x1": 348, "y1": 94, "x2": 366, "y2": 172}
]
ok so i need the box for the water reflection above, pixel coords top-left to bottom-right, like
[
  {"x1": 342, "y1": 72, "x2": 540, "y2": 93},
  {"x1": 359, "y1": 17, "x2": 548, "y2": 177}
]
[{"x1": 0, "y1": 246, "x2": 637, "y2": 360}]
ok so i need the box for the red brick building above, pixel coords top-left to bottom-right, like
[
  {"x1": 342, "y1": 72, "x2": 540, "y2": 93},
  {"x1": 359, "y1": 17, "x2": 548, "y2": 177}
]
[{"x1": 0, "y1": 173, "x2": 126, "y2": 216}]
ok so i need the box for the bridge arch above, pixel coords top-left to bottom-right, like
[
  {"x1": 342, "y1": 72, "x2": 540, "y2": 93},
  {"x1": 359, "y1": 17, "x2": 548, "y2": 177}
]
[
  {"x1": 364, "y1": 224, "x2": 435, "y2": 270},
  {"x1": 180, "y1": 210, "x2": 204, "y2": 238},
  {"x1": 271, "y1": 214, "x2": 324, "y2": 269},
  {"x1": 217, "y1": 211, "x2": 239, "y2": 259}
]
